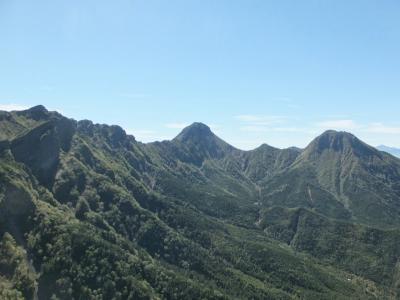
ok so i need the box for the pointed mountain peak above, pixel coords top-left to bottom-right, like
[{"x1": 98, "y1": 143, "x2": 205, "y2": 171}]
[
  {"x1": 28, "y1": 105, "x2": 48, "y2": 113},
  {"x1": 252, "y1": 143, "x2": 279, "y2": 152},
  {"x1": 303, "y1": 130, "x2": 377, "y2": 158},
  {"x1": 320, "y1": 129, "x2": 354, "y2": 137},
  {"x1": 174, "y1": 122, "x2": 214, "y2": 143},
  {"x1": 187, "y1": 122, "x2": 211, "y2": 130},
  {"x1": 173, "y1": 122, "x2": 235, "y2": 162},
  {"x1": 15, "y1": 105, "x2": 50, "y2": 121},
  {"x1": 312, "y1": 130, "x2": 358, "y2": 149},
  {"x1": 314, "y1": 130, "x2": 361, "y2": 151}
]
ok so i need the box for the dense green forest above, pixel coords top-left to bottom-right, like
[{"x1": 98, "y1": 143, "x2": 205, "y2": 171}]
[{"x1": 1, "y1": 105, "x2": 400, "y2": 299}]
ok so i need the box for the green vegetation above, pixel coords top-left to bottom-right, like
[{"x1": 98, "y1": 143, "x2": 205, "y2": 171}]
[{"x1": 1, "y1": 105, "x2": 400, "y2": 299}]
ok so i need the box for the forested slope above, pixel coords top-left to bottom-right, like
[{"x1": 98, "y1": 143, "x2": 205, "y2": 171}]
[{"x1": 0, "y1": 106, "x2": 399, "y2": 299}]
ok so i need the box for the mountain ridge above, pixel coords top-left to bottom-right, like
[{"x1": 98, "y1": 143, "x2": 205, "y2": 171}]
[
  {"x1": 1, "y1": 105, "x2": 400, "y2": 299},
  {"x1": 378, "y1": 145, "x2": 400, "y2": 158}
]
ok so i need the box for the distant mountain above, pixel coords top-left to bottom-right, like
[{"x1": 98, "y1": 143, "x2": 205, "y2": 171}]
[
  {"x1": 377, "y1": 145, "x2": 400, "y2": 158},
  {"x1": 261, "y1": 130, "x2": 400, "y2": 227},
  {"x1": 1, "y1": 106, "x2": 400, "y2": 299},
  {"x1": 172, "y1": 122, "x2": 236, "y2": 164}
]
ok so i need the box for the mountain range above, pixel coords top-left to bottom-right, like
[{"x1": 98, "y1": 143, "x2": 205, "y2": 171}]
[{"x1": 1, "y1": 105, "x2": 400, "y2": 299}]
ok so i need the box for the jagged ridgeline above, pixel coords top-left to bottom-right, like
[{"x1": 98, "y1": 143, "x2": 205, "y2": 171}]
[{"x1": 1, "y1": 105, "x2": 400, "y2": 299}]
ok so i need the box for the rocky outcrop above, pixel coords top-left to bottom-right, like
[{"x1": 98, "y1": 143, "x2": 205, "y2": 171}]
[{"x1": 10, "y1": 118, "x2": 76, "y2": 188}]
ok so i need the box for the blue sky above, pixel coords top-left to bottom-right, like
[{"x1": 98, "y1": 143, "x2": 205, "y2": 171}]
[{"x1": 1, "y1": 0, "x2": 400, "y2": 149}]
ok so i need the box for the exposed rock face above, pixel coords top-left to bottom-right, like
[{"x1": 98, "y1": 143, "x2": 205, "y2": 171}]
[
  {"x1": 10, "y1": 118, "x2": 76, "y2": 188},
  {"x1": 77, "y1": 120, "x2": 95, "y2": 136},
  {"x1": 15, "y1": 105, "x2": 50, "y2": 121},
  {"x1": 102, "y1": 125, "x2": 128, "y2": 148}
]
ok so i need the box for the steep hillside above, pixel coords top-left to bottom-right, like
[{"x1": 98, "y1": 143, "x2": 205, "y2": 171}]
[{"x1": 1, "y1": 106, "x2": 400, "y2": 299}]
